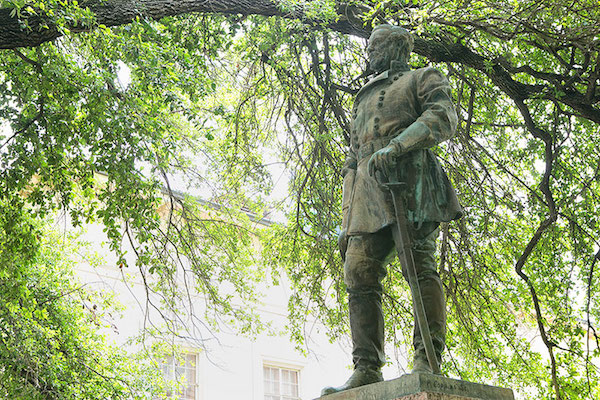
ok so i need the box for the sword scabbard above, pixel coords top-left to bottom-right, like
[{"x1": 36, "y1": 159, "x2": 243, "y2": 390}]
[{"x1": 385, "y1": 181, "x2": 441, "y2": 375}]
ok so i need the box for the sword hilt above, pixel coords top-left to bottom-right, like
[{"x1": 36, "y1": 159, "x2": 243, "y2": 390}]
[
  {"x1": 380, "y1": 167, "x2": 407, "y2": 194},
  {"x1": 383, "y1": 181, "x2": 408, "y2": 197},
  {"x1": 383, "y1": 181, "x2": 408, "y2": 190}
]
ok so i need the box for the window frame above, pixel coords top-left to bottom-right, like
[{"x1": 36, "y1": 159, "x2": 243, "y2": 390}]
[
  {"x1": 262, "y1": 363, "x2": 301, "y2": 400},
  {"x1": 160, "y1": 351, "x2": 200, "y2": 400}
]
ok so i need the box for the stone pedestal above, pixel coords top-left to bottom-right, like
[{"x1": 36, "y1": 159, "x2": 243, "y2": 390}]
[{"x1": 317, "y1": 373, "x2": 514, "y2": 400}]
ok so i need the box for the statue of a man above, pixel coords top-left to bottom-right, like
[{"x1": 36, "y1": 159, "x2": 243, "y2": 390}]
[{"x1": 322, "y1": 25, "x2": 462, "y2": 396}]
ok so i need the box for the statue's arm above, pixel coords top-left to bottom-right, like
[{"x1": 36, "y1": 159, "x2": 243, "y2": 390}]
[{"x1": 389, "y1": 67, "x2": 458, "y2": 152}]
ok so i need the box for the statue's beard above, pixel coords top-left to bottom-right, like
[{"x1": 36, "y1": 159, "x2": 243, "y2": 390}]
[{"x1": 369, "y1": 52, "x2": 391, "y2": 73}]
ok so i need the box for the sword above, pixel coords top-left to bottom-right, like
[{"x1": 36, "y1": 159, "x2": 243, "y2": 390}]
[{"x1": 383, "y1": 177, "x2": 441, "y2": 375}]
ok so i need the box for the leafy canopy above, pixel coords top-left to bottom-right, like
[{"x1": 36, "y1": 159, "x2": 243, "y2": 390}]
[{"x1": 0, "y1": 1, "x2": 599, "y2": 399}]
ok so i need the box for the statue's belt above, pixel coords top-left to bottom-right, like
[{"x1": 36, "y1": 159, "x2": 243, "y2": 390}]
[{"x1": 357, "y1": 135, "x2": 396, "y2": 161}]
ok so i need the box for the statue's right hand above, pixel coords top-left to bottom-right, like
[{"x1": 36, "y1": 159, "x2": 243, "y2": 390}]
[
  {"x1": 367, "y1": 142, "x2": 402, "y2": 180},
  {"x1": 338, "y1": 229, "x2": 349, "y2": 261}
]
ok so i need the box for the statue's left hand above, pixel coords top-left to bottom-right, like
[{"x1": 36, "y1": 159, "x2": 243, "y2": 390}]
[{"x1": 367, "y1": 143, "x2": 403, "y2": 182}]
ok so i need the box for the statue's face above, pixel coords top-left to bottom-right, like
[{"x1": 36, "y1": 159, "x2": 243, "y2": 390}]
[
  {"x1": 367, "y1": 28, "x2": 409, "y2": 73},
  {"x1": 367, "y1": 29, "x2": 394, "y2": 73}
]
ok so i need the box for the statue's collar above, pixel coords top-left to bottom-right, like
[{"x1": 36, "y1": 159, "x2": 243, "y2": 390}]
[
  {"x1": 390, "y1": 60, "x2": 410, "y2": 72},
  {"x1": 370, "y1": 61, "x2": 410, "y2": 81},
  {"x1": 356, "y1": 61, "x2": 411, "y2": 98}
]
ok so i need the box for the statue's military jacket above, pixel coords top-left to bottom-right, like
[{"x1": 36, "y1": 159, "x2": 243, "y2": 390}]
[{"x1": 342, "y1": 62, "x2": 462, "y2": 235}]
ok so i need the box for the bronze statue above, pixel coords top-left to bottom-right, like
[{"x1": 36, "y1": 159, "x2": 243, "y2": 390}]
[{"x1": 322, "y1": 25, "x2": 462, "y2": 396}]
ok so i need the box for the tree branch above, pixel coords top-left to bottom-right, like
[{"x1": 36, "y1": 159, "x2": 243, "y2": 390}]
[{"x1": 0, "y1": 0, "x2": 369, "y2": 49}]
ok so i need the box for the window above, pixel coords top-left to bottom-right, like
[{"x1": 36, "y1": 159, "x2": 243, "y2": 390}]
[
  {"x1": 160, "y1": 353, "x2": 198, "y2": 400},
  {"x1": 263, "y1": 365, "x2": 300, "y2": 400}
]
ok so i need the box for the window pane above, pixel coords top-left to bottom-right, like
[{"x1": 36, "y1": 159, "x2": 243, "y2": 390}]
[
  {"x1": 182, "y1": 385, "x2": 196, "y2": 400},
  {"x1": 290, "y1": 371, "x2": 298, "y2": 385},
  {"x1": 285, "y1": 383, "x2": 299, "y2": 396},
  {"x1": 185, "y1": 354, "x2": 196, "y2": 368},
  {"x1": 283, "y1": 369, "x2": 298, "y2": 385},
  {"x1": 270, "y1": 380, "x2": 280, "y2": 394},
  {"x1": 267, "y1": 366, "x2": 278, "y2": 381},
  {"x1": 186, "y1": 366, "x2": 196, "y2": 385},
  {"x1": 263, "y1": 366, "x2": 280, "y2": 395}
]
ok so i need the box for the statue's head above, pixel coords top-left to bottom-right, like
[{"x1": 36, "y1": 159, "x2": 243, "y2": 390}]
[{"x1": 367, "y1": 25, "x2": 414, "y2": 73}]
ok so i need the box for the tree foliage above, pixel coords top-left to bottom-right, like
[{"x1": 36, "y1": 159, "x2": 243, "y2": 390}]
[
  {"x1": 0, "y1": 1, "x2": 599, "y2": 399},
  {"x1": 0, "y1": 204, "x2": 163, "y2": 398}
]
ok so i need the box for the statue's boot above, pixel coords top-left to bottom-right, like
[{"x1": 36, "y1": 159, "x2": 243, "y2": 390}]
[
  {"x1": 410, "y1": 265, "x2": 446, "y2": 374},
  {"x1": 320, "y1": 365, "x2": 383, "y2": 396},
  {"x1": 400, "y1": 225, "x2": 445, "y2": 374},
  {"x1": 412, "y1": 352, "x2": 439, "y2": 374},
  {"x1": 321, "y1": 287, "x2": 385, "y2": 396}
]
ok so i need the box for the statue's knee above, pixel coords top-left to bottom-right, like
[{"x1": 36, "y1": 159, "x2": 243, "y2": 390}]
[
  {"x1": 344, "y1": 256, "x2": 385, "y2": 289},
  {"x1": 412, "y1": 238, "x2": 436, "y2": 256},
  {"x1": 400, "y1": 261, "x2": 441, "y2": 285},
  {"x1": 416, "y1": 268, "x2": 441, "y2": 284},
  {"x1": 347, "y1": 286, "x2": 382, "y2": 301}
]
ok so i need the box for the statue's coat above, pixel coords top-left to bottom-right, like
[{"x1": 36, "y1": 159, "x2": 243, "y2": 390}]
[{"x1": 342, "y1": 62, "x2": 462, "y2": 235}]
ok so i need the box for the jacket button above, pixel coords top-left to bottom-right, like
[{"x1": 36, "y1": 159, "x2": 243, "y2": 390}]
[
  {"x1": 377, "y1": 102, "x2": 383, "y2": 108},
  {"x1": 380, "y1": 90, "x2": 386, "y2": 95},
  {"x1": 379, "y1": 96, "x2": 384, "y2": 101},
  {"x1": 374, "y1": 117, "x2": 380, "y2": 123}
]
